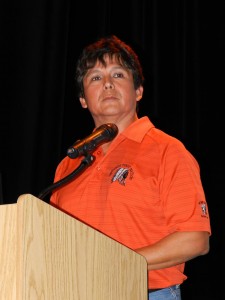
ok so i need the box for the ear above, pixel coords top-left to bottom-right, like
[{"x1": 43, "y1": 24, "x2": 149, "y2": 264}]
[
  {"x1": 79, "y1": 97, "x2": 88, "y2": 108},
  {"x1": 136, "y1": 86, "x2": 143, "y2": 102}
]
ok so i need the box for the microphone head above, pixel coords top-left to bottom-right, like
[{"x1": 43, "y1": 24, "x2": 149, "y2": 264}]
[
  {"x1": 67, "y1": 123, "x2": 118, "y2": 159},
  {"x1": 102, "y1": 123, "x2": 118, "y2": 140}
]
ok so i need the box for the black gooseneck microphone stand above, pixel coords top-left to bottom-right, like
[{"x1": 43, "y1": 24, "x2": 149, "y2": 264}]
[
  {"x1": 38, "y1": 123, "x2": 118, "y2": 201},
  {"x1": 38, "y1": 154, "x2": 95, "y2": 201}
]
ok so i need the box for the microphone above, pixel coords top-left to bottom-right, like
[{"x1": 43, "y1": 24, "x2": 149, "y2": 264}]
[{"x1": 67, "y1": 123, "x2": 118, "y2": 159}]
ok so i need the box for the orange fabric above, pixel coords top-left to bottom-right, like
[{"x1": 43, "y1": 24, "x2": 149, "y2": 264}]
[{"x1": 50, "y1": 116, "x2": 211, "y2": 289}]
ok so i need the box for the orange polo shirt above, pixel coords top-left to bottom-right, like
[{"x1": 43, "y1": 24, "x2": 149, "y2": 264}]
[{"x1": 50, "y1": 116, "x2": 211, "y2": 289}]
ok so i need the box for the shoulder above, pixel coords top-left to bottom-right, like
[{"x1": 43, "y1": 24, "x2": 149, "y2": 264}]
[
  {"x1": 144, "y1": 126, "x2": 200, "y2": 169},
  {"x1": 54, "y1": 155, "x2": 82, "y2": 179}
]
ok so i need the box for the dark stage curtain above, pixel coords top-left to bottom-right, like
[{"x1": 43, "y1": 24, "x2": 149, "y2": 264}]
[{"x1": 0, "y1": 0, "x2": 224, "y2": 299}]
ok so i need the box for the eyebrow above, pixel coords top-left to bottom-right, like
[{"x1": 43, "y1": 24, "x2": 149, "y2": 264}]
[{"x1": 86, "y1": 65, "x2": 128, "y2": 75}]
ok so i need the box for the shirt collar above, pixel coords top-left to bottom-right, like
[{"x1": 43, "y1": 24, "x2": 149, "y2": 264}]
[{"x1": 121, "y1": 116, "x2": 155, "y2": 143}]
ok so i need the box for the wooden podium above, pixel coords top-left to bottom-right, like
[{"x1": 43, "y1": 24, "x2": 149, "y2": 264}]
[{"x1": 0, "y1": 194, "x2": 148, "y2": 299}]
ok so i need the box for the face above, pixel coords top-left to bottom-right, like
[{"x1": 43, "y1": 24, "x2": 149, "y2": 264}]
[{"x1": 79, "y1": 55, "x2": 143, "y2": 125}]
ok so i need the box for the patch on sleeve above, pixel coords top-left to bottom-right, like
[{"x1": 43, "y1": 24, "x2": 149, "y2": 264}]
[{"x1": 198, "y1": 201, "x2": 209, "y2": 218}]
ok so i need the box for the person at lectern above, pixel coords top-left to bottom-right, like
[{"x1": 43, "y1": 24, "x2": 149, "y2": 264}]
[{"x1": 50, "y1": 35, "x2": 211, "y2": 299}]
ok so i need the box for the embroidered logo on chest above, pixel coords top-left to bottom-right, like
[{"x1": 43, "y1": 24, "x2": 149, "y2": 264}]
[{"x1": 110, "y1": 164, "x2": 134, "y2": 186}]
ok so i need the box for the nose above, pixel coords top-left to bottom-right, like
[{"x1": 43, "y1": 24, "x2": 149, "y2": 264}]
[{"x1": 103, "y1": 79, "x2": 114, "y2": 90}]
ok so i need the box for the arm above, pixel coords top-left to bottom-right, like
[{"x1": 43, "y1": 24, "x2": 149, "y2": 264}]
[{"x1": 136, "y1": 231, "x2": 210, "y2": 271}]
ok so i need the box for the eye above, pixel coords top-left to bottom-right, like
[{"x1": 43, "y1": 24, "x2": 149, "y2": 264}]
[
  {"x1": 91, "y1": 75, "x2": 101, "y2": 81},
  {"x1": 113, "y1": 73, "x2": 124, "y2": 78}
]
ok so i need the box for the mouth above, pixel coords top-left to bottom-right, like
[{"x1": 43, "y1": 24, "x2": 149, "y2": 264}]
[{"x1": 102, "y1": 94, "x2": 118, "y2": 101}]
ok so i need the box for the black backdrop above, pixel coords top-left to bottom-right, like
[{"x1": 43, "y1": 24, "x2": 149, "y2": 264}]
[{"x1": 0, "y1": 0, "x2": 224, "y2": 299}]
